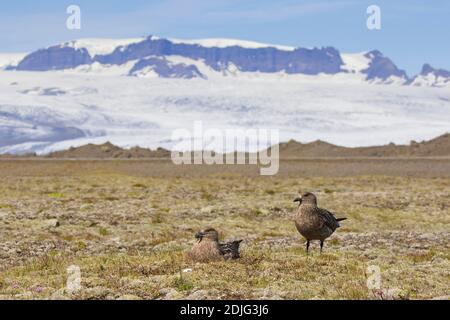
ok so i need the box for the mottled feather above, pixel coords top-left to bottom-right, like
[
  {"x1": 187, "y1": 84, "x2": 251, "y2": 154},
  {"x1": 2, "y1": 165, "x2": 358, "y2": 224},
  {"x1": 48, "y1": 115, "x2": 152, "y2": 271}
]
[
  {"x1": 186, "y1": 228, "x2": 243, "y2": 262},
  {"x1": 219, "y1": 240, "x2": 243, "y2": 259},
  {"x1": 318, "y1": 208, "x2": 342, "y2": 231}
]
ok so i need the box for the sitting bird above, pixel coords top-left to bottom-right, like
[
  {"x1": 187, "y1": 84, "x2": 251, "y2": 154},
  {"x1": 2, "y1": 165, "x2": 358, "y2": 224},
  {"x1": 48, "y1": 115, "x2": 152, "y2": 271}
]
[
  {"x1": 186, "y1": 228, "x2": 243, "y2": 263},
  {"x1": 294, "y1": 192, "x2": 347, "y2": 254}
]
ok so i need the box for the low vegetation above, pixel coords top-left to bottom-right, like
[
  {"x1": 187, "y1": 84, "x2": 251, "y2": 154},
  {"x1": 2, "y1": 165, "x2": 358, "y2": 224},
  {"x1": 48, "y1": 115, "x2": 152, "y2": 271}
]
[{"x1": 0, "y1": 160, "x2": 448, "y2": 300}]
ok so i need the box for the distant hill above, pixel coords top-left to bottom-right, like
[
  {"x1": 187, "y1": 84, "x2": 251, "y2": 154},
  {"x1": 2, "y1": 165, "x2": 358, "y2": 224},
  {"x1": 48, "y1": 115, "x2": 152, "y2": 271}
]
[
  {"x1": 277, "y1": 133, "x2": 450, "y2": 158},
  {"x1": 46, "y1": 142, "x2": 171, "y2": 159},
  {"x1": 0, "y1": 134, "x2": 448, "y2": 159}
]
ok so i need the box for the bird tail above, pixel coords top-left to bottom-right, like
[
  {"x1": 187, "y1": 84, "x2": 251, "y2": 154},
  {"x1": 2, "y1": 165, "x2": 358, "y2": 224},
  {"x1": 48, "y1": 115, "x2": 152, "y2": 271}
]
[
  {"x1": 337, "y1": 217, "x2": 347, "y2": 222},
  {"x1": 220, "y1": 240, "x2": 243, "y2": 259}
]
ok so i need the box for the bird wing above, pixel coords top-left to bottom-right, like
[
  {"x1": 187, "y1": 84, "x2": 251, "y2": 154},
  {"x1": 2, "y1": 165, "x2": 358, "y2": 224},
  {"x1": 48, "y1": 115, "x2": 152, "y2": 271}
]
[
  {"x1": 317, "y1": 208, "x2": 341, "y2": 231},
  {"x1": 219, "y1": 240, "x2": 243, "y2": 259}
]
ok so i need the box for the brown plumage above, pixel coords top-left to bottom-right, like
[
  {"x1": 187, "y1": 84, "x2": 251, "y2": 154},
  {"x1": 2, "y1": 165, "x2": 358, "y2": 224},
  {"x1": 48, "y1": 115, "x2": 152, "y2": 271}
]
[
  {"x1": 293, "y1": 192, "x2": 347, "y2": 254},
  {"x1": 186, "y1": 228, "x2": 243, "y2": 263}
]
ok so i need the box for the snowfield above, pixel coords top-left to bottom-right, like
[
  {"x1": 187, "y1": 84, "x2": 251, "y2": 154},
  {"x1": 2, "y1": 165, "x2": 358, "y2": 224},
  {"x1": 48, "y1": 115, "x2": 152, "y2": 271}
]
[
  {"x1": 64, "y1": 38, "x2": 146, "y2": 57},
  {"x1": 0, "y1": 53, "x2": 27, "y2": 69},
  {"x1": 167, "y1": 37, "x2": 296, "y2": 51},
  {"x1": 0, "y1": 69, "x2": 449, "y2": 154}
]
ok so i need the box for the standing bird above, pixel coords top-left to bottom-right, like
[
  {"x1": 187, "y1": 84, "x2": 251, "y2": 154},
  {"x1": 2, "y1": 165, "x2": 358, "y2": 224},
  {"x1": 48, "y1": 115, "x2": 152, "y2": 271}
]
[
  {"x1": 186, "y1": 228, "x2": 243, "y2": 263},
  {"x1": 294, "y1": 192, "x2": 347, "y2": 254}
]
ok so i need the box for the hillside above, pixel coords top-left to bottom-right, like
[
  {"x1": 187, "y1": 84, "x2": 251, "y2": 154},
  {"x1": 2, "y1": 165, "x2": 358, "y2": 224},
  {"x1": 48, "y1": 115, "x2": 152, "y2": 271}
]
[
  {"x1": 46, "y1": 142, "x2": 171, "y2": 159},
  {"x1": 2, "y1": 133, "x2": 448, "y2": 159},
  {"x1": 278, "y1": 133, "x2": 450, "y2": 158}
]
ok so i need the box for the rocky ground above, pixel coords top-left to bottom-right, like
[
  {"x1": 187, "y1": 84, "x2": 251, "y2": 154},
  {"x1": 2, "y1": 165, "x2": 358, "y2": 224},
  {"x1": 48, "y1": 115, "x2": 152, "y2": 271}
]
[{"x1": 0, "y1": 160, "x2": 448, "y2": 300}]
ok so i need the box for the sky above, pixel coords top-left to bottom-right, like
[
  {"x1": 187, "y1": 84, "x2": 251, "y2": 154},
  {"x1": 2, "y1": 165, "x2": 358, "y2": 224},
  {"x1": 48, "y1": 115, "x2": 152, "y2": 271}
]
[{"x1": 0, "y1": 0, "x2": 448, "y2": 76}]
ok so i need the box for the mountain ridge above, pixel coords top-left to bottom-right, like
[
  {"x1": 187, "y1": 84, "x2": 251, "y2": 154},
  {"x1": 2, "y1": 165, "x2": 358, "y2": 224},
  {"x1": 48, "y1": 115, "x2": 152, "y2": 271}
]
[
  {"x1": 277, "y1": 133, "x2": 450, "y2": 158},
  {"x1": 2, "y1": 133, "x2": 448, "y2": 159},
  {"x1": 3, "y1": 35, "x2": 448, "y2": 86}
]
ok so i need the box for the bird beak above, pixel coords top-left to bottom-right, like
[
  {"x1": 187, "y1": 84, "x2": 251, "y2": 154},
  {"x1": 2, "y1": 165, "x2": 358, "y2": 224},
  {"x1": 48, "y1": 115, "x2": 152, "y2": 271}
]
[
  {"x1": 195, "y1": 232, "x2": 204, "y2": 241},
  {"x1": 294, "y1": 197, "x2": 302, "y2": 203}
]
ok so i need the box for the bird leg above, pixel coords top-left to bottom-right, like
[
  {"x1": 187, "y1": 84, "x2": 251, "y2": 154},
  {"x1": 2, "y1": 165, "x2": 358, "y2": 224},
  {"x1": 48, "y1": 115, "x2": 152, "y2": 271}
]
[
  {"x1": 320, "y1": 240, "x2": 324, "y2": 254},
  {"x1": 306, "y1": 240, "x2": 310, "y2": 255}
]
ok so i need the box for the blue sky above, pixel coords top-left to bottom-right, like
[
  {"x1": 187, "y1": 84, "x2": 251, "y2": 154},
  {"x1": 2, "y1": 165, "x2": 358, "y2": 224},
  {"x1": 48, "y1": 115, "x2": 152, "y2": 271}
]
[{"x1": 0, "y1": 0, "x2": 448, "y2": 75}]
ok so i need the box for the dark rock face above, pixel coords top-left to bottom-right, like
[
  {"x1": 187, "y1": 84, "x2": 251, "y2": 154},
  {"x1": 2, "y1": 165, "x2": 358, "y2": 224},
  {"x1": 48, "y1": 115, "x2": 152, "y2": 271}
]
[
  {"x1": 97, "y1": 37, "x2": 344, "y2": 75},
  {"x1": 420, "y1": 64, "x2": 450, "y2": 78},
  {"x1": 16, "y1": 46, "x2": 92, "y2": 71},
  {"x1": 129, "y1": 56, "x2": 205, "y2": 79},
  {"x1": 362, "y1": 50, "x2": 408, "y2": 81}
]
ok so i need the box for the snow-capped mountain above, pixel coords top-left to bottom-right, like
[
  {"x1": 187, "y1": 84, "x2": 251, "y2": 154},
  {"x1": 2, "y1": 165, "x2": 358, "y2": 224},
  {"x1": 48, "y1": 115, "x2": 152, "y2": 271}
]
[
  {"x1": 0, "y1": 36, "x2": 449, "y2": 154},
  {"x1": 409, "y1": 64, "x2": 450, "y2": 87},
  {"x1": 4, "y1": 36, "x2": 420, "y2": 84},
  {"x1": 4, "y1": 36, "x2": 450, "y2": 85}
]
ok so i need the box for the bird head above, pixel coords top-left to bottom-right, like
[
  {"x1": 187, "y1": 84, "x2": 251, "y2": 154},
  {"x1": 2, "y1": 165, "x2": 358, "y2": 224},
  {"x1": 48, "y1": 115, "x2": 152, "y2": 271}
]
[
  {"x1": 294, "y1": 192, "x2": 317, "y2": 206},
  {"x1": 195, "y1": 228, "x2": 219, "y2": 242}
]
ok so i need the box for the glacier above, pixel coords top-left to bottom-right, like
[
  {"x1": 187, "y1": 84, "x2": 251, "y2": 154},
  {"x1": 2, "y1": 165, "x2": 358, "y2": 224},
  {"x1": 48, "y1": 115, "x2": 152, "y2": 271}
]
[{"x1": 0, "y1": 68, "x2": 449, "y2": 154}]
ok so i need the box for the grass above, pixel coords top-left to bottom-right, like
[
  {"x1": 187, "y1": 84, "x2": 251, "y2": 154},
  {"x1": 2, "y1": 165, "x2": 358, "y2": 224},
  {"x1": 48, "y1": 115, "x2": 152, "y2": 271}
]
[
  {"x1": 0, "y1": 160, "x2": 448, "y2": 300},
  {"x1": 47, "y1": 192, "x2": 65, "y2": 199}
]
